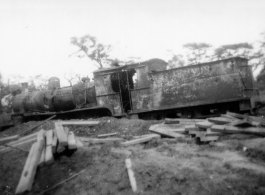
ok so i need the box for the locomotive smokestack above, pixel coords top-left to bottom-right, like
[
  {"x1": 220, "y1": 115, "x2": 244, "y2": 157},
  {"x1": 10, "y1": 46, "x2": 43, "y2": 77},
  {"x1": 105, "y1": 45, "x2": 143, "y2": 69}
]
[{"x1": 48, "y1": 77, "x2": 60, "y2": 90}]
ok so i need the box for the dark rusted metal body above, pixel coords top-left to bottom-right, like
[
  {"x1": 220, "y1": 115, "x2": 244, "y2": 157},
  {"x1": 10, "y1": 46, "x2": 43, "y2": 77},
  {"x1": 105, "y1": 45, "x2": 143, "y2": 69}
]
[
  {"x1": 12, "y1": 93, "x2": 27, "y2": 113},
  {"x1": 53, "y1": 87, "x2": 75, "y2": 111},
  {"x1": 93, "y1": 57, "x2": 258, "y2": 118},
  {"x1": 10, "y1": 57, "x2": 259, "y2": 120},
  {"x1": 23, "y1": 90, "x2": 54, "y2": 112}
]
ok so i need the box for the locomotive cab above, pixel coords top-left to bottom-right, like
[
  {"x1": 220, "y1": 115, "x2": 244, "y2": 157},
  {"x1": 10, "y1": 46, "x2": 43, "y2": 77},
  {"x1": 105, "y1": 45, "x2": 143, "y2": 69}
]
[{"x1": 93, "y1": 59, "x2": 167, "y2": 116}]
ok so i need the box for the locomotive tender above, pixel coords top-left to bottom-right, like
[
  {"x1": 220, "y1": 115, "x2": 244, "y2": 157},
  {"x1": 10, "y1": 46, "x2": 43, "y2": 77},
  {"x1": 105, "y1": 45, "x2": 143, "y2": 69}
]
[{"x1": 11, "y1": 57, "x2": 259, "y2": 122}]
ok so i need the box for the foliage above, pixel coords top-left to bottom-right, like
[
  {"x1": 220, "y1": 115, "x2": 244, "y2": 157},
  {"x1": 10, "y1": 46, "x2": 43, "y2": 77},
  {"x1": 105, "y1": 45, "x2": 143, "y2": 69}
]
[
  {"x1": 28, "y1": 75, "x2": 48, "y2": 91},
  {"x1": 167, "y1": 54, "x2": 185, "y2": 69},
  {"x1": 213, "y1": 43, "x2": 254, "y2": 60},
  {"x1": 70, "y1": 34, "x2": 112, "y2": 69},
  {"x1": 183, "y1": 43, "x2": 212, "y2": 65},
  {"x1": 256, "y1": 32, "x2": 265, "y2": 83}
]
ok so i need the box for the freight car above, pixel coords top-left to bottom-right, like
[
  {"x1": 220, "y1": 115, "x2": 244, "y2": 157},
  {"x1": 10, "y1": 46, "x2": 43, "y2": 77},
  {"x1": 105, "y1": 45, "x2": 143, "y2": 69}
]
[{"x1": 10, "y1": 57, "x2": 259, "y2": 123}]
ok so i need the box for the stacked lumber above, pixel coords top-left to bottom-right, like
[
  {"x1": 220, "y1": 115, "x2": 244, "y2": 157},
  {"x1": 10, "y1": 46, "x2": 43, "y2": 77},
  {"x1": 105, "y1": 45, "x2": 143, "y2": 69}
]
[
  {"x1": 15, "y1": 130, "x2": 45, "y2": 194},
  {"x1": 150, "y1": 112, "x2": 265, "y2": 143},
  {"x1": 53, "y1": 120, "x2": 100, "y2": 152},
  {"x1": 14, "y1": 120, "x2": 99, "y2": 194}
]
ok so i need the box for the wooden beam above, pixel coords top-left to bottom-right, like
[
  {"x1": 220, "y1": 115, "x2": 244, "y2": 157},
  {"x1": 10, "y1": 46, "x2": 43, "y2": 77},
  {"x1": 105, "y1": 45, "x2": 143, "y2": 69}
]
[
  {"x1": 164, "y1": 118, "x2": 205, "y2": 125},
  {"x1": 195, "y1": 121, "x2": 213, "y2": 129},
  {"x1": 59, "y1": 121, "x2": 100, "y2": 126},
  {"x1": 78, "y1": 137, "x2": 124, "y2": 144},
  {"x1": 98, "y1": 132, "x2": 117, "y2": 138},
  {"x1": 164, "y1": 118, "x2": 180, "y2": 124},
  {"x1": 39, "y1": 146, "x2": 46, "y2": 167},
  {"x1": 148, "y1": 128, "x2": 185, "y2": 138},
  {"x1": 45, "y1": 130, "x2": 54, "y2": 165},
  {"x1": 149, "y1": 124, "x2": 186, "y2": 134},
  {"x1": 0, "y1": 132, "x2": 38, "y2": 152},
  {"x1": 15, "y1": 130, "x2": 45, "y2": 194},
  {"x1": 133, "y1": 134, "x2": 158, "y2": 139},
  {"x1": 15, "y1": 142, "x2": 36, "y2": 194},
  {"x1": 64, "y1": 127, "x2": 70, "y2": 136},
  {"x1": 208, "y1": 117, "x2": 235, "y2": 125},
  {"x1": 0, "y1": 138, "x2": 36, "y2": 153},
  {"x1": 54, "y1": 123, "x2": 68, "y2": 147},
  {"x1": 125, "y1": 158, "x2": 137, "y2": 193},
  {"x1": 75, "y1": 137, "x2": 84, "y2": 148},
  {"x1": 211, "y1": 125, "x2": 265, "y2": 136},
  {"x1": 121, "y1": 134, "x2": 161, "y2": 147},
  {"x1": 52, "y1": 132, "x2": 58, "y2": 153},
  {"x1": 0, "y1": 135, "x2": 20, "y2": 145},
  {"x1": 200, "y1": 136, "x2": 219, "y2": 142},
  {"x1": 68, "y1": 132, "x2": 77, "y2": 150},
  {"x1": 185, "y1": 125, "x2": 198, "y2": 132}
]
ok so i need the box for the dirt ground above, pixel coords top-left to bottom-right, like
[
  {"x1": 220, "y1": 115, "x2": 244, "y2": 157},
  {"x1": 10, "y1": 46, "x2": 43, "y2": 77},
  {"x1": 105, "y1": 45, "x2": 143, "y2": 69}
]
[{"x1": 1, "y1": 117, "x2": 265, "y2": 195}]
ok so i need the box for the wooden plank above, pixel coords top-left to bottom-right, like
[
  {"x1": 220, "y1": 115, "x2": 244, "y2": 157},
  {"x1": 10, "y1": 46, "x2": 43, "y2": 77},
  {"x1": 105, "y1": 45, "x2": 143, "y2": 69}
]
[
  {"x1": 226, "y1": 112, "x2": 264, "y2": 125},
  {"x1": 27, "y1": 131, "x2": 45, "y2": 190},
  {"x1": 15, "y1": 142, "x2": 36, "y2": 194},
  {"x1": 185, "y1": 125, "x2": 198, "y2": 132},
  {"x1": 15, "y1": 130, "x2": 45, "y2": 194},
  {"x1": 226, "y1": 111, "x2": 247, "y2": 119},
  {"x1": 64, "y1": 127, "x2": 70, "y2": 136},
  {"x1": 39, "y1": 146, "x2": 46, "y2": 167},
  {"x1": 208, "y1": 117, "x2": 234, "y2": 125},
  {"x1": 125, "y1": 158, "x2": 137, "y2": 193},
  {"x1": 45, "y1": 130, "x2": 53, "y2": 146},
  {"x1": 230, "y1": 119, "x2": 255, "y2": 127},
  {"x1": 45, "y1": 129, "x2": 54, "y2": 164},
  {"x1": 200, "y1": 136, "x2": 219, "y2": 142},
  {"x1": 133, "y1": 134, "x2": 157, "y2": 139},
  {"x1": 221, "y1": 114, "x2": 240, "y2": 121},
  {"x1": 0, "y1": 138, "x2": 36, "y2": 153},
  {"x1": 75, "y1": 137, "x2": 84, "y2": 148},
  {"x1": 164, "y1": 118, "x2": 180, "y2": 124},
  {"x1": 68, "y1": 132, "x2": 77, "y2": 150},
  {"x1": 195, "y1": 121, "x2": 213, "y2": 129},
  {"x1": 149, "y1": 128, "x2": 185, "y2": 138},
  {"x1": 59, "y1": 121, "x2": 100, "y2": 126},
  {"x1": 52, "y1": 132, "x2": 58, "y2": 153},
  {"x1": 211, "y1": 125, "x2": 265, "y2": 136},
  {"x1": 165, "y1": 118, "x2": 205, "y2": 125},
  {"x1": 45, "y1": 145, "x2": 54, "y2": 165},
  {"x1": 78, "y1": 137, "x2": 124, "y2": 144},
  {"x1": 54, "y1": 123, "x2": 68, "y2": 147},
  {"x1": 98, "y1": 132, "x2": 117, "y2": 138},
  {"x1": 189, "y1": 130, "x2": 223, "y2": 137},
  {"x1": 0, "y1": 135, "x2": 20, "y2": 145},
  {"x1": 38, "y1": 130, "x2": 46, "y2": 167},
  {"x1": 121, "y1": 134, "x2": 161, "y2": 147},
  {"x1": 148, "y1": 124, "x2": 186, "y2": 134}
]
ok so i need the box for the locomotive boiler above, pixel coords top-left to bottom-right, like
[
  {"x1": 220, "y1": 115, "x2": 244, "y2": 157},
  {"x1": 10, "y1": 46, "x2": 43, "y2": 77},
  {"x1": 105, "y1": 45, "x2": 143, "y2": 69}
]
[{"x1": 10, "y1": 57, "x2": 260, "y2": 123}]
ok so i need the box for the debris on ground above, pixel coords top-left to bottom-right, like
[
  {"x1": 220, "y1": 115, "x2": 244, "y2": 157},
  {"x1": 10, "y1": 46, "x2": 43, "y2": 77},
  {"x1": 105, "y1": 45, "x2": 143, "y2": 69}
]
[{"x1": 1, "y1": 113, "x2": 265, "y2": 195}]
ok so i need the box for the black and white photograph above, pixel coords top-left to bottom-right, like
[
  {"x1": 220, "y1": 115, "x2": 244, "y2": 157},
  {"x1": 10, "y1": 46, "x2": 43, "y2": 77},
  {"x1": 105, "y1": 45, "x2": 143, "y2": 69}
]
[{"x1": 0, "y1": 0, "x2": 265, "y2": 194}]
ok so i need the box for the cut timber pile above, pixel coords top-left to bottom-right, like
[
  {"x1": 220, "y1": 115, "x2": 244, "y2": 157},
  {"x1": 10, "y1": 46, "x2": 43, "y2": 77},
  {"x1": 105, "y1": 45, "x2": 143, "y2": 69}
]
[
  {"x1": 149, "y1": 112, "x2": 265, "y2": 143},
  {"x1": 13, "y1": 120, "x2": 100, "y2": 194}
]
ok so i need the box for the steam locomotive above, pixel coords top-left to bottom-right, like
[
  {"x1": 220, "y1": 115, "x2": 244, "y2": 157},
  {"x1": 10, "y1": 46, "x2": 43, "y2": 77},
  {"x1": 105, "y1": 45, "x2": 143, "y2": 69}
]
[{"x1": 10, "y1": 57, "x2": 260, "y2": 123}]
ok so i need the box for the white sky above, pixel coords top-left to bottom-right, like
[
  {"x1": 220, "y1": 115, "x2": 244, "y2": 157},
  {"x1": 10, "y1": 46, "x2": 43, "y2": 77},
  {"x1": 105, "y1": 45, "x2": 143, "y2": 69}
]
[{"x1": 0, "y1": 0, "x2": 265, "y2": 86}]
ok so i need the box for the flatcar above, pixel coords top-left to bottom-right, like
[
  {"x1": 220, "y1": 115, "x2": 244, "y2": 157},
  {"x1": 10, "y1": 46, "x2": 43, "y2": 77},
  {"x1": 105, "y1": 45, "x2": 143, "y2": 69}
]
[{"x1": 10, "y1": 57, "x2": 260, "y2": 123}]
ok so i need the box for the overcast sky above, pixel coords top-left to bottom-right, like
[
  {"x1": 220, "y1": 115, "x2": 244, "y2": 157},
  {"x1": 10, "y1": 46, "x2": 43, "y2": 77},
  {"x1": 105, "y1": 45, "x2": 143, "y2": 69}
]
[{"x1": 0, "y1": 0, "x2": 265, "y2": 86}]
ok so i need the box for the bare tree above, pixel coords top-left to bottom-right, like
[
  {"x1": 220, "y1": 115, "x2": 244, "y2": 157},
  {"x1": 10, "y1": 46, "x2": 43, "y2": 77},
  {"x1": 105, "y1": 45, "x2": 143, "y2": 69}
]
[
  {"x1": 183, "y1": 43, "x2": 212, "y2": 65},
  {"x1": 64, "y1": 72, "x2": 76, "y2": 87},
  {"x1": 213, "y1": 43, "x2": 253, "y2": 60},
  {"x1": 167, "y1": 53, "x2": 185, "y2": 69},
  {"x1": 70, "y1": 34, "x2": 112, "y2": 69}
]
